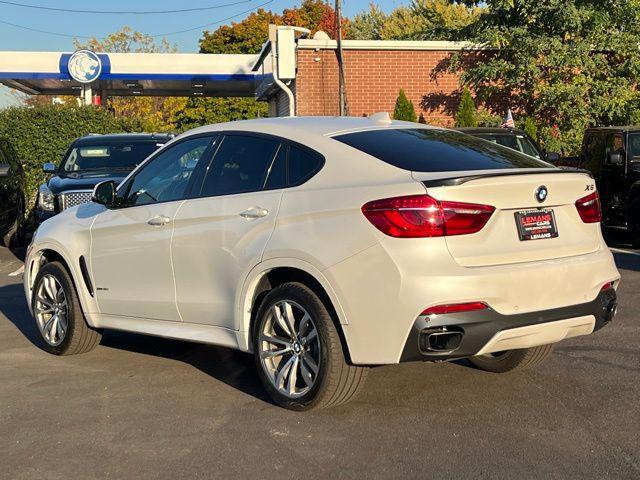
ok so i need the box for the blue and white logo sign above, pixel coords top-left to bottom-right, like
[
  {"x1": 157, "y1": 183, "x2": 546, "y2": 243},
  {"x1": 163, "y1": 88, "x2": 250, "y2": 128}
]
[
  {"x1": 535, "y1": 185, "x2": 548, "y2": 203},
  {"x1": 67, "y1": 50, "x2": 102, "y2": 83}
]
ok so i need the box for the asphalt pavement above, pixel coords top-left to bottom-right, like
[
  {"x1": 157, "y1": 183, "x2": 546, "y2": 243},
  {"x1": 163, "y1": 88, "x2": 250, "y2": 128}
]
[{"x1": 0, "y1": 235, "x2": 638, "y2": 479}]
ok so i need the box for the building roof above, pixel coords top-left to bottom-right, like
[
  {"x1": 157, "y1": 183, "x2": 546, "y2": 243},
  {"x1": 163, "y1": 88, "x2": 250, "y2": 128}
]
[
  {"x1": 295, "y1": 38, "x2": 476, "y2": 52},
  {"x1": 0, "y1": 51, "x2": 259, "y2": 97}
]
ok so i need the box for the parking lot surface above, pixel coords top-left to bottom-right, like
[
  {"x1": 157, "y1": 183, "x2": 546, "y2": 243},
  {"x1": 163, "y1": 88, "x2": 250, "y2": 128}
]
[{"x1": 0, "y1": 240, "x2": 638, "y2": 480}]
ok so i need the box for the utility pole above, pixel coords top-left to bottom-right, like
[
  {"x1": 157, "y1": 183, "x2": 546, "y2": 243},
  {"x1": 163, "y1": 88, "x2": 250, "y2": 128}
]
[{"x1": 335, "y1": 0, "x2": 348, "y2": 116}]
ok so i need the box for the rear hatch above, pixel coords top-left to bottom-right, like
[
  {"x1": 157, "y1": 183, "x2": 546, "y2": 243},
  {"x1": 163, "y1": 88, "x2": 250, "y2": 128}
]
[{"x1": 415, "y1": 171, "x2": 600, "y2": 267}]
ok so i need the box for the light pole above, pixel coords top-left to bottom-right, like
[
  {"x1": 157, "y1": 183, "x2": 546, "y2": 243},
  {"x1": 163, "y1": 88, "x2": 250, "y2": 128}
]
[{"x1": 335, "y1": 0, "x2": 348, "y2": 116}]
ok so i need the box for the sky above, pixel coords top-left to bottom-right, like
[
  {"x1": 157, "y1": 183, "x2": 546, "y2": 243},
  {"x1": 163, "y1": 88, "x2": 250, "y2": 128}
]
[{"x1": 0, "y1": 0, "x2": 405, "y2": 107}]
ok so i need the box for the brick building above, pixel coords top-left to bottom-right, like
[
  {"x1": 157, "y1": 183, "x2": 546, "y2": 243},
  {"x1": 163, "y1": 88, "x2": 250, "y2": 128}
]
[{"x1": 254, "y1": 27, "x2": 472, "y2": 125}]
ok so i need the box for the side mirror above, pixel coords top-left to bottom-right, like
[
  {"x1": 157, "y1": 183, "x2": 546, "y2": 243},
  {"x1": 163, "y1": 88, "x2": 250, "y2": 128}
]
[
  {"x1": 606, "y1": 151, "x2": 623, "y2": 166},
  {"x1": 43, "y1": 162, "x2": 57, "y2": 174},
  {"x1": 92, "y1": 180, "x2": 117, "y2": 207},
  {"x1": 546, "y1": 152, "x2": 560, "y2": 163},
  {"x1": 0, "y1": 163, "x2": 11, "y2": 177}
]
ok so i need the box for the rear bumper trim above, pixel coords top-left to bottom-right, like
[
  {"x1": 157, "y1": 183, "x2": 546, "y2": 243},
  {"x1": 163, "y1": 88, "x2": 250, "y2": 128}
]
[
  {"x1": 400, "y1": 288, "x2": 617, "y2": 362},
  {"x1": 475, "y1": 315, "x2": 595, "y2": 355}
]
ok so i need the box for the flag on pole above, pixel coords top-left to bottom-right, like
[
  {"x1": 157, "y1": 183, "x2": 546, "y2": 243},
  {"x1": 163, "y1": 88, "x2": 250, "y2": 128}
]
[{"x1": 501, "y1": 109, "x2": 515, "y2": 128}]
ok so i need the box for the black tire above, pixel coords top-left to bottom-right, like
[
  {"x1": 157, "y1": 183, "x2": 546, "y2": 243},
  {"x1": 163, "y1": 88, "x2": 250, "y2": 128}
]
[
  {"x1": 469, "y1": 344, "x2": 555, "y2": 373},
  {"x1": 253, "y1": 282, "x2": 368, "y2": 410},
  {"x1": 31, "y1": 261, "x2": 102, "y2": 355}
]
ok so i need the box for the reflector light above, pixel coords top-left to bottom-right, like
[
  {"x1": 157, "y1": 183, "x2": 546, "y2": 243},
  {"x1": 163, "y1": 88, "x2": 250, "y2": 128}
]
[
  {"x1": 421, "y1": 302, "x2": 488, "y2": 316},
  {"x1": 361, "y1": 194, "x2": 495, "y2": 238},
  {"x1": 601, "y1": 281, "x2": 614, "y2": 291},
  {"x1": 575, "y1": 191, "x2": 602, "y2": 223}
]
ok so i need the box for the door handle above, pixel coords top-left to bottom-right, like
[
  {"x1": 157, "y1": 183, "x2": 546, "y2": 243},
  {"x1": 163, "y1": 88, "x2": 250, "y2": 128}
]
[
  {"x1": 239, "y1": 207, "x2": 269, "y2": 220},
  {"x1": 147, "y1": 215, "x2": 171, "y2": 226}
]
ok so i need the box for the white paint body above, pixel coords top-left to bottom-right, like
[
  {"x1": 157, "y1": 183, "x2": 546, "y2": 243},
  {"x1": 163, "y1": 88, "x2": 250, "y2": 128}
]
[{"x1": 24, "y1": 117, "x2": 620, "y2": 364}]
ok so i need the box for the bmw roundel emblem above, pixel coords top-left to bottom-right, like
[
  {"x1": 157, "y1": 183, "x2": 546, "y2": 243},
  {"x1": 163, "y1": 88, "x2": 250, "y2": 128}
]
[
  {"x1": 535, "y1": 185, "x2": 548, "y2": 203},
  {"x1": 67, "y1": 50, "x2": 102, "y2": 84}
]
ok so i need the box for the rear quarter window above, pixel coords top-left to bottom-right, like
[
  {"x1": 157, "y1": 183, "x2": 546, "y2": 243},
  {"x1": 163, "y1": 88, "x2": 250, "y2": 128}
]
[{"x1": 333, "y1": 128, "x2": 551, "y2": 172}]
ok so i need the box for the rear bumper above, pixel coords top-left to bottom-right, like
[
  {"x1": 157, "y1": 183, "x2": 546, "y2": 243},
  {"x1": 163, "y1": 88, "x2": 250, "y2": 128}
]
[{"x1": 400, "y1": 287, "x2": 617, "y2": 362}]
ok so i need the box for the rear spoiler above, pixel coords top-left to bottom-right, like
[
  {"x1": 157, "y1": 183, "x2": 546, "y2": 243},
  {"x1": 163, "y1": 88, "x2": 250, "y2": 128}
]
[{"x1": 421, "y1": 168, "x2": 592, "y2": 188}]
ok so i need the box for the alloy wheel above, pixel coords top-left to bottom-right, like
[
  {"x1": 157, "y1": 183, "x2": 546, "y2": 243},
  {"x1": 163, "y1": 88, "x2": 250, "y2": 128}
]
[
  {"x1": 34, "y1": 274, "x2": 68, "y2": 346},
  {"x1": 258, "y1": 300, "x2": 321, "y2": 398}
]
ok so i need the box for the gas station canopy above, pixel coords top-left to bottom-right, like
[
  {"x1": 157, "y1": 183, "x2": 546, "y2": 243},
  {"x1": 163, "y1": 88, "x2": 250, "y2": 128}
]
[{"x1": 0, "y1": 50, "x2": 260, "y2": 99}]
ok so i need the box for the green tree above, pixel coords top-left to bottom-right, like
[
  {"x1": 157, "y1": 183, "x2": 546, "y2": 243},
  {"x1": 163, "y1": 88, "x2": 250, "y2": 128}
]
[
  {"x1": 199, "y1": 9, "x2": 280, "y2": 54},
  {"x1": 520, "y1": 116, "x2": 538, "y2": 141},
  {"x1": 0, "y1": 104, "x2": 140, "y2": 204},
  {"x1": 171, "y1": 97, "x2": 267, "y2": 131},
  {"x1": 199, "y1": 1, "x2": 343, "y2": 54},
  {"x1": 455, "y1": 88, "x2": 477, "y2": 127},
  {"x1": 74, "y1": 27, "x2": 182, "y2": 132},
  {"x1": 74, "y1": 26, "x2": 175, "y2": 54},
  {"x1": 194, "y1": 0, "x2": 343, "y2": 128},
  {"x1": 393, "y1": 89, "x2": 417, "y2": 122},
  {"x1": 349, "y1": 0, "x2": 480, "y2": 40},
  {"x1": 453, "y1": 0, "x2": 640, "y2": 154},
  {"x1": 349, "y1": 4, "x2": 387, "y2": 40}
]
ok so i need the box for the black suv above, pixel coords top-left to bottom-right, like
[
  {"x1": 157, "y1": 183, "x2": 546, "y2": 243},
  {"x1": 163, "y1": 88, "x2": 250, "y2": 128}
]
[
  {"x1": 37, "y1": 133, "x2": 172, "y2": 224},
  {"x1": 455, "y1": 127, "x2": 559, "y2": 163},
  {"x1": 573, "y1": 127, "x2": 640, "y2": 245},
  {"x1": 0, "y1": 137, "x2": 26, "y2": 246}
]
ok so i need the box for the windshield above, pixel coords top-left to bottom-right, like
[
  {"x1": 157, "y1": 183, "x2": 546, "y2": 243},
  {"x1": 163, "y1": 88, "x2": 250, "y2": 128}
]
[
  {"x1": 62, "y1": 142, "x2": 161, "y2": 173},
  {"x1": 333, "y1": 128, "x2": 551, "y2": 172},
  {"x1": 629, "y1": 133, "x2": 640, "y2": 159},
  {"x1": 474, "y1": 133, "x2": 543, "y2": 159}
]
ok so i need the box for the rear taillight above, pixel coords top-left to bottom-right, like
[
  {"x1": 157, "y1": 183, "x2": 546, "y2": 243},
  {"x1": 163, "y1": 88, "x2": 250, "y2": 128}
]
[
  {"x1": 421, "y1": 302, "x2": 488, "y2": 316},
  {"x1": 361, "y1": 194, "x2": 495, "y2": 238},
  {"x1": 575, "y1": 191, "x2": 601, "y2": 223}
]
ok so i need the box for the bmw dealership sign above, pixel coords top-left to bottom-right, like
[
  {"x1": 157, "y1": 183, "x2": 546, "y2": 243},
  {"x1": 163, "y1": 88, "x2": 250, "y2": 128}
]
[{"x1": 67, "y1": 50, "x2": 102, "y2": 83}]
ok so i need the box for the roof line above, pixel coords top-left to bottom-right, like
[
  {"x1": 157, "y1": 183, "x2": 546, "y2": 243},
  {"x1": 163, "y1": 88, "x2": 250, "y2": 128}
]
[{"x1": 297, "y1": 39, "x2": 486, "y2": 51}]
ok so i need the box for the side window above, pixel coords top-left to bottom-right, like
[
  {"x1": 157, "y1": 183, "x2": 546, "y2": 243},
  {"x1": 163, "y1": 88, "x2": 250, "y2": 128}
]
[
  {"x1": 582, "y1": 134, "x2": 605, "y2": 174},
  {"x1": 288, "y1": 145, "x2": 323, "y2": 186},
  {"x1": 124, "y1": 136, "x2": 213, "y2": 206},
  {"x1": 200, "y1": 135, "x2": 280, "y2": 197},
  {"x1": 605, "y1": 134, "x2": 624, "y2": 164}
]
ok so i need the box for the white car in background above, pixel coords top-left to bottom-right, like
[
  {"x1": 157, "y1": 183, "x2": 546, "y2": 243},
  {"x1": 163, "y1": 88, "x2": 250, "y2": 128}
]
[{"x1": 24, "y1": 116, "x2": 620, "y2": 410}]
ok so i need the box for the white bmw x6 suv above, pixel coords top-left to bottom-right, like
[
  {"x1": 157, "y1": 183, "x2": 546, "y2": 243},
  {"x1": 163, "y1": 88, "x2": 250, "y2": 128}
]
[{"x1": 24, "y1": 116, "x2": 620, "y2": 410}]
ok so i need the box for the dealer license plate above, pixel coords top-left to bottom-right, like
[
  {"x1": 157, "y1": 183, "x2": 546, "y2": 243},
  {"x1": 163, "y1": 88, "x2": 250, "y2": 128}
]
[{"x1": 514, "y1": 208, "x2": 558, "y2": 241}]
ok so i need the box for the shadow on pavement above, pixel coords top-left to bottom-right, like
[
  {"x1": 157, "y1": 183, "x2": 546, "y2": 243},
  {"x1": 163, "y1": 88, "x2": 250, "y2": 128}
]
[
  {"x1": 101, "y1": 330, "x2": 273, "y2": 404},
  {"x1": 0, "y1": 282, "x2": 273, "y2": 405}
]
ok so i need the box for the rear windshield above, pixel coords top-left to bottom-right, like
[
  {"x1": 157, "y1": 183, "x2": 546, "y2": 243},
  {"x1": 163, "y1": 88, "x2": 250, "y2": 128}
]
[
  {"x1": 62, "y1": 142, "x2": 161, "y2": 173},
  {"x1": 333, "y1": 128, "x2": 550, "y2": 172}
]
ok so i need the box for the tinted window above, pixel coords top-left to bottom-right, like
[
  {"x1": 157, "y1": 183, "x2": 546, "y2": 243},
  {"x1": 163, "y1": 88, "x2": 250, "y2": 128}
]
[
  {"x1": 476, "y1": 133, "x2": 518, "y2": 151},
  {"x1": 200, "y1": 135, "x2": 279, "y2": 197},
  {"x1": 582, "y1": 133, "x2": 606, "y2": 174},
  {"x1": 62, "y1": 142, "x2": 160, "y2": 173},
  {"x1": 125, "y1": 136, "x2": 212, "y2": 206},
  {"x1": 264, "y1": 145, "x2": 286, "y2": 190},
  {"x1": 289, "y1": 145, "x2": 323, "y2": 185},
  {"x1": 475, "y1": 133, "x2": 542, "y2": 159},
  {"x1": 333, "y1": 129, "x2": 550, "y2": 172},
  {"x1": 629, "y1": 133, "x2": 640, "y2": 160}
]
